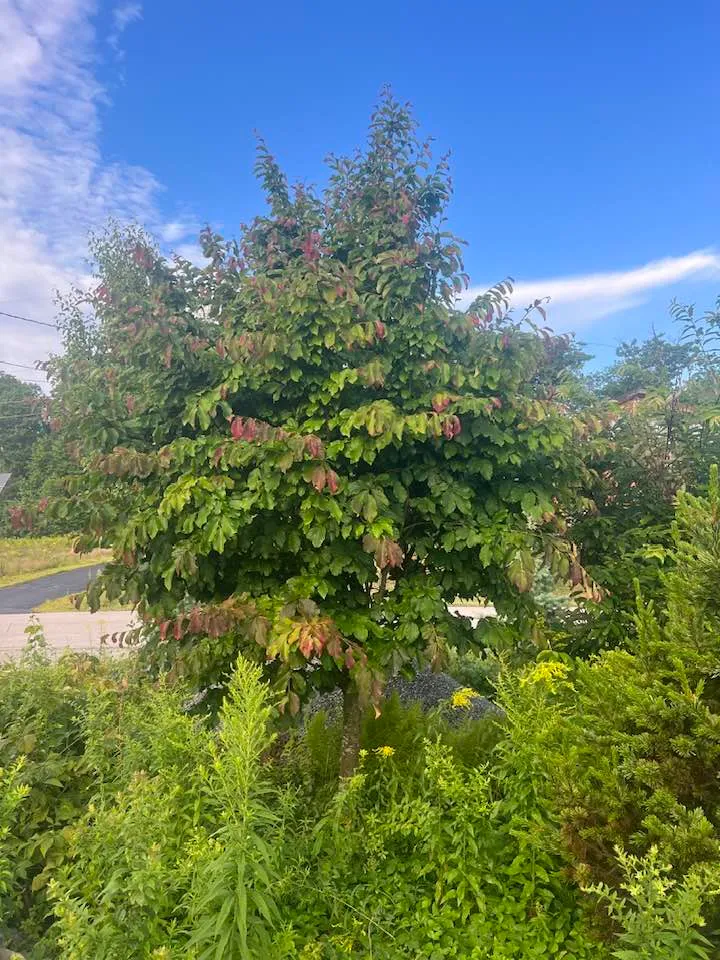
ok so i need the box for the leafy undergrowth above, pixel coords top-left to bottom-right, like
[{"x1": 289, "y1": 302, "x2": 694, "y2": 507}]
[
  {"x1": 1, "y1": 642, "x2": 719, "y2": 959},
  {"x1": 0, "y1": 537, "x2": 110, "y2": 589},
  {"x1": 2, "y1": 478, "x2": 720, "y2": 959}
]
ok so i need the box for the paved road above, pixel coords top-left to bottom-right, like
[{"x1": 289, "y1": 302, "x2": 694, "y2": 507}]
[
  {"x1": 0, "y1": 569, "x2": 494, "y2": 662},
  {"x1": 0, "y1": 611, "x2": 137, "y2": 660},
  {"x1": 0, "y1": 564, "x2": 106, "y2": 614}
]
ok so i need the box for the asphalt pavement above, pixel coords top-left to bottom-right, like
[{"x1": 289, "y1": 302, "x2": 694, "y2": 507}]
[{"x1": 0, "y1": 564, "x2": 106, "y2": 614}]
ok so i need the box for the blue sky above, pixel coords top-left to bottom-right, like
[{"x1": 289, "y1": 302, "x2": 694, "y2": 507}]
[{"x1": 1, "y1": 0, "x2": 719, "y2": 381}]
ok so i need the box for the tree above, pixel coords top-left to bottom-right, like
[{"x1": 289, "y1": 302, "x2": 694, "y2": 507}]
[
  {"x1": 570, "y1": 304, "x2": 720, "y2": 648},
  {"x1": 52, "y1": 93, "x2": 595, "y2": 774},
  {"x1": 0, "y1": 373, "x2": 46, "y2": 530},
  {"x1": 0, "y1": 373, "x2": 44, "y2": 483},
  {"x1": 18, "y1": 433, "x2": 87, "y2": 535}
]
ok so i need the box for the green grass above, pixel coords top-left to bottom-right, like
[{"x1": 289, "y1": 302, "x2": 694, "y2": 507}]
[
  {"x1": 0, "y1": 536, "x2": 111, "y2": 589},
  {"x1": 33, "y1": 593, "x2": 132, "y2": 613}
]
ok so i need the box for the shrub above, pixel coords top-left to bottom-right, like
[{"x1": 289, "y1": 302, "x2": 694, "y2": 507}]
[
  {"x1": 48, "y1": 657, "x2": 290, "y2": 960},
  {"x1": 545, "y1": 472, "x2": 720, "y2": 888},
  {"x1": 585, "y1": 847, "x2": 720, "y2": 960},
  {"x1": 0, "y1": 760, "x2": 29, "y2": 930},
  {"x1": 0, "y1": 635, "x2": 135, "y2": 943},
  {"x1": 281, "y1": 672, "x2": 601, "y2": 959}
]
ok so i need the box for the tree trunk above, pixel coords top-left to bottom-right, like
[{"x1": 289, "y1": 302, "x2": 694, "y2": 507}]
[{"x1": 339, "y1": 680, "x2": 362, "y2": 779}]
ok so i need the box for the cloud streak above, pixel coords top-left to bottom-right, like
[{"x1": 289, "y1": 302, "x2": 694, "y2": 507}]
[
  {"x1": 464, "y1": 250, "x2": 720, "y2": 331},
  {"x1": 0, "y1": 0, "x2": 195, "y2": 381},
  {"x1": 108, "y1": 2, "x2": 142, "y2": 53}
]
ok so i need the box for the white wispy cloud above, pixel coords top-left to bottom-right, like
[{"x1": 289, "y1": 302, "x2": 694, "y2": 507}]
[
  {"x1": 173, "y1": 242, "x2": 209, "y2": 267},
  {"x1": 0, "y1": 0, "x2": 171, "y2": 381},
  {"x1": 108, "y1": 1, "x2": 141, "y2": 53},
  {"x1": 160, "y1": 220, "x2": 200, "y2": 244},
  {"x1": 464, "y1": 250, "x2": 720, "y2": 331}
]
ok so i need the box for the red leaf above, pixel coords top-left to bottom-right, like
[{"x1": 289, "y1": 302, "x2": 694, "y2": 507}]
[
  {"x1": 299, "y1": 628, "x2": 314, "y2": 658},
  {"x1": 442, "y1": 415, "x2": 461, "y2": 439},
  {"x1": 231, "y1": 417, "x2": 244, "y2": 440},
  {"x1": 326, "y1": 469, "x2": 339, "y2": 494},
  {"x1": 326, "y1": 635, "x2": 342, "y2": 659},
  {"x1": 432, "y1": 393, "x2": 450, "y2": 413},
  {"x1": 311, "y1": 465, "x2": 326, "y2": 492},
  {"x1": 374, "y1": 320, "x2": 386, "y2": 340},
  {"x1": 304, "y1": 435, "x2": 324, "y2": 459},
  {"x1": 376, "y1": 539, "x2": 404, "y2": 569}
]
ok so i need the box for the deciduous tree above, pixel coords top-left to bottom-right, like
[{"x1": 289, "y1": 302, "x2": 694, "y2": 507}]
[{"x1": 51, "y1": 94, "x2": 595, "y2": 773}]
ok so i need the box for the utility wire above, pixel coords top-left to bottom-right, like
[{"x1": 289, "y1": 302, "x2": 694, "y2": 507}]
[
  {"x1": 2, "y1": 377, "x2": 48, "y2": 384},
  {"x1": 0, "y1": 309, "x2": 57, "y2": 328},
  {"x1": 0, "y1": 359, "x2": 45, "y2": 371}
]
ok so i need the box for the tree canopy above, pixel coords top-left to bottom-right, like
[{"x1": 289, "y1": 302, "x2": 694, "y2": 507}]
[{"x1": 48, "y1": 95, "x2": 599, "y2": 770}]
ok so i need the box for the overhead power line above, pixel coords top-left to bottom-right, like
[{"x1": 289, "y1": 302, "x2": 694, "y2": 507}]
[
  {"x1": 0, "y1": 359, "x2": 45, "y2": 371},
  {"x1": 0, "y1": 309, "x2": 58, "y2": 329}
]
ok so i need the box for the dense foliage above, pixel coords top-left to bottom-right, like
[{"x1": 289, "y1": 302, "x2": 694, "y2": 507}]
[
  {"x1": 45, "y1": 95, "x2": 597, "y2": 771},
  {"x1": 0, "y1": 371, "x2": 81, "y2": 537},
  {"x1": 3, "y1": 468, "x2": 720, "y2": 959},
  {"x1": 2, "y1": 92, "x2": 720, "y2": 958},
  {"x1": 0, "y1": 373, "x2": 45, "y2": 533},
  {"x1": 0, "y1": 374, "x2": 43, "y2": 488},
  {"x1": 568, "y1": 303, "x2": 720, "y2": 648}
]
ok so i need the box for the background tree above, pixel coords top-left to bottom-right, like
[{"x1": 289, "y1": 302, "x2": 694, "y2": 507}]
[
  {"x1": 569, "y1": 303, "x2": 720, "y2": 648},
  {"x1": 0, "y1": 373, "x2": 46, "y2": 532},
  {"x1": 0, "y1": 373, "x2": 44, "y2": 489},
  {"x1": 51, "y1": 94, "x2": 596, "y2": 774}
]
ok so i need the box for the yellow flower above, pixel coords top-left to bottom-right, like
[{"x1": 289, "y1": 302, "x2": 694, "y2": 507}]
[
  {"x1": 521, "y1": 660, "x2": 571, "y2": 689},
  {"x1": 450, "y1": 687, "x2": 480, "y2": 709},
  {"x1": 374, "y1": 745, "x2": 395, "y2": 758}
]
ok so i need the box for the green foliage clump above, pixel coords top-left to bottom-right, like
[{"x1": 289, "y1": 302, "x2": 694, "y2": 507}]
[
  {"x1": 46, "y1": 657, "x2": 289, "y2": 960},
  {"x1": 585, "y1": 846, "x2": 720, "y2": 960},
  {"x1": 0, "y1": 633, "x2": 136, "y2": 944},
  {"x1": 528, "y1": 467, "x2": 720, "y2": 916},
  {"x1": 0, "y1": 373, "x2": 43, "y2": 491},
  {"x1": 571, "y1": 304, "x2": 720, "y2": 650},
  {"x1": 280, "y1": 668, "x2": 599, "y2": 959},
  {"x1": 48, "y1": 94, "x2": 595, "y2": 776},
  {"x1": 0, "y1": 760, "x2": 29, "y2": 926},
  {"x1": 3, "y1": 635, "x2": 719, "y2": 957}
]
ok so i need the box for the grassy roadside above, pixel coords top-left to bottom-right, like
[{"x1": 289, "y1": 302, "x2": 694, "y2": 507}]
[
  {"x1": 33, "y1": 593, "x2": 131, "y2": 613},
  {"x1": 0, "y1": 536, "x2": 111, "y2": 589}
]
